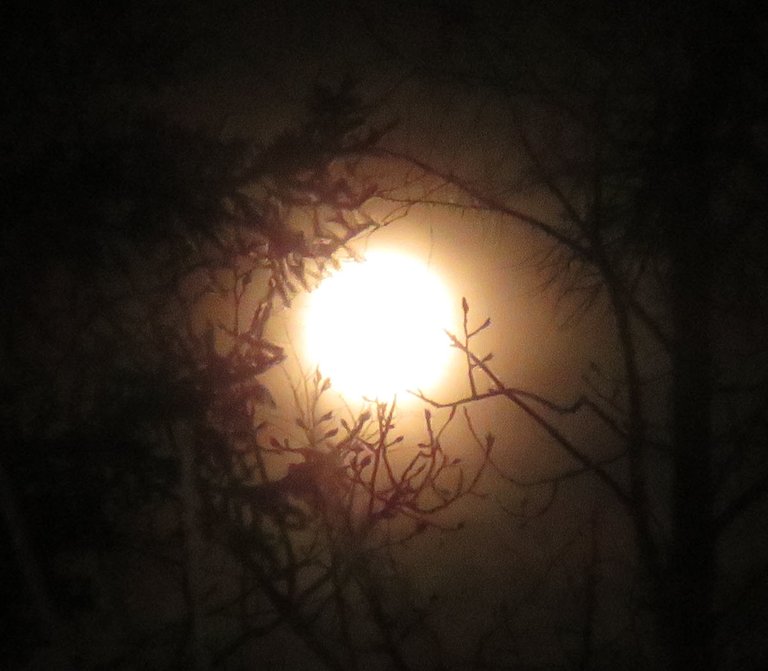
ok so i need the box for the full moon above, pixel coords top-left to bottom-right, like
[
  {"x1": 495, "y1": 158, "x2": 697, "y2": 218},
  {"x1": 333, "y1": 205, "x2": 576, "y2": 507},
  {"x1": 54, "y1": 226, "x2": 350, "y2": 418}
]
[{"x1": 303, "y1": 250, "x2": 454, "y2": 401}]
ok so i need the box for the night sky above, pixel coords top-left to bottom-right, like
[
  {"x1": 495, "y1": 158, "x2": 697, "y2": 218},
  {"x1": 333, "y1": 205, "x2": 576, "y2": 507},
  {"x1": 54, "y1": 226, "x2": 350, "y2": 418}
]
[{"x1": 2, "y1": 1, "x2": 768, "y2": 670}]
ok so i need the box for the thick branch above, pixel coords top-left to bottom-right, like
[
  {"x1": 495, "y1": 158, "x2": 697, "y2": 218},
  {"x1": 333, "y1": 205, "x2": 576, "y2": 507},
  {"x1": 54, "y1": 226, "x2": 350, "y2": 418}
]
[
  {"x1": 715, "y1": 469, "x2": 768, "y2": 534},
  {"x1": 419, "y1": 334, "x2": 635, "y2": 513},
  {"x1": 371, "y1": 147, "x2": 593, "y2": 261}
]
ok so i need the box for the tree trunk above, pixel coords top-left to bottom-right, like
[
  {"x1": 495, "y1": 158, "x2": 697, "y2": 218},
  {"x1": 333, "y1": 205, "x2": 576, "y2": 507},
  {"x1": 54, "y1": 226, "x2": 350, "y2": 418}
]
[
  {"x1": 666, "y1": 221, "x2": 716, "y2": 671},
  {"x1": 169, "y1": 422, "x2": 211, "y2": 671},
  {"x1": 0, "y1": 455, "x2": 74, "y2": 669},
  {"x1": 661, "y1": 9, "x2": 724, "y2": 667}
]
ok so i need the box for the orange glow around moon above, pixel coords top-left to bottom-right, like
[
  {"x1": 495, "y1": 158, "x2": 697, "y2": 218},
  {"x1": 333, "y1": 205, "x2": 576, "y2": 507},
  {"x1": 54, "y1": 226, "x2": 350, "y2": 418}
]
[{"x1": 303, "y1": 250, "x2": 454, "y2": 402}]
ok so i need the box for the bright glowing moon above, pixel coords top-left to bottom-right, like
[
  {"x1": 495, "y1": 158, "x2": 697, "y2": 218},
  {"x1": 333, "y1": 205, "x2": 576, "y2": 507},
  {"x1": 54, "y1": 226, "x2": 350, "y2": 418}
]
[{"x1": 304, "y1": 250, "x2": 454, "y2": 401}]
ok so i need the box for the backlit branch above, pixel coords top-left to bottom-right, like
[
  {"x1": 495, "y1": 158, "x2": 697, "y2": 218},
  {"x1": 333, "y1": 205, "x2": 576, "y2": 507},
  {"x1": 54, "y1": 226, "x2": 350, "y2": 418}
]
[{"x1": 415, "y1": 309, "x2": 635, "y2": 515}]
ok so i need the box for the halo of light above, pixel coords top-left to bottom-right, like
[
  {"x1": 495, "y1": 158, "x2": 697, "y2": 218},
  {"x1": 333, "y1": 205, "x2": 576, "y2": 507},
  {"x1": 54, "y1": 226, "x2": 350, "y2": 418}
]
[{"x1": 304, "y1": 250, "x2": 453, "y2": 401}]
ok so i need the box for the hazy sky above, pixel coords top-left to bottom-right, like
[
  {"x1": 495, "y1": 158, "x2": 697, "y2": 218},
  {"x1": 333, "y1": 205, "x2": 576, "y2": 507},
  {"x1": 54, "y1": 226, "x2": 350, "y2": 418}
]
[{"x1": 7, "y1": 3, "x2": 765, "y2": 669}]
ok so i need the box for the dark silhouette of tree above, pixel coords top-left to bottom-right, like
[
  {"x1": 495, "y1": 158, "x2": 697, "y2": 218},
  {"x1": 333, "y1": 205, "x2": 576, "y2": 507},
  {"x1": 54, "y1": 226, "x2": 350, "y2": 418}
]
[
  {"x1": 5, "y1": 1, "x2": 768, "y2": 670},
  {"x1": 0, "y1": 4, "x2": 486, "y2": 669},
  {"x1": 352, "y1": 1, "x2": 768, "y2": 669}
]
